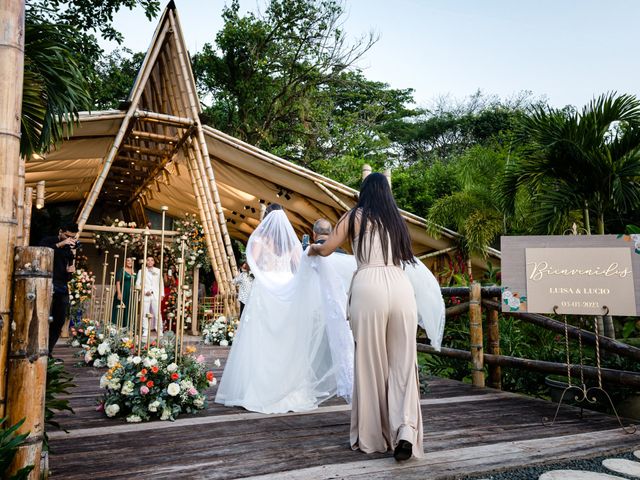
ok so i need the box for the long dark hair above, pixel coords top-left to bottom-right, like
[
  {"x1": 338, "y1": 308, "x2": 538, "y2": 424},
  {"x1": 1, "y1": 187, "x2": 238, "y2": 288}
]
[{"x1": 347, "y1": 172, "x2": 415, "y2": 265}]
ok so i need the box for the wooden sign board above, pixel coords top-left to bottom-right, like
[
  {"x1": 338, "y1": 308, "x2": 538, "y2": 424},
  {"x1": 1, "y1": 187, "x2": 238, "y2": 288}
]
[{"x1": 501, "y1": 235, "x2": 640, "y2": 316}]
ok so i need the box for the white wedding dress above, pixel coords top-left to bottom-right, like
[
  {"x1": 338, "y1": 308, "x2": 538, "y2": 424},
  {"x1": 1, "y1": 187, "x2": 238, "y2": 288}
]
[{"x1": 215, "y1": 210, "x2": 446, "y2": 414}]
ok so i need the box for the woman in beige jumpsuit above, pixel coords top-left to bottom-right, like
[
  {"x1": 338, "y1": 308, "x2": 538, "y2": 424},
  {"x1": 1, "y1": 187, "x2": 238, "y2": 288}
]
[{"x1": 309, "y1": 172, "x2": 423, "y2": 461}]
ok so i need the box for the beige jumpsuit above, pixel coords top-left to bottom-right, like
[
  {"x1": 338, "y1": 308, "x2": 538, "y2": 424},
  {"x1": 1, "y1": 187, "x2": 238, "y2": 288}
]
[{"x1": 349, "y1": 231, "x2": 424, "y2": 458}]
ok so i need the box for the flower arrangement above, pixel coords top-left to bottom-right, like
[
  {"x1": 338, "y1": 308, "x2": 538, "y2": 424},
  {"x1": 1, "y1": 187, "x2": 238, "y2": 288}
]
[
  {"x1": 68, "y1": 318, "x2": 100, "y2": 349},
  {"x1": 94, "y1": 218, "x2": 142, "y2": 252},
  {"x1": 99, "y1": 345, "x2": 217, "y2": 422},
  {"x1": 68, "y1": 268, "x2": 95, "y2": 321},
  {"x1": 201, "y1": 315, "x2": 239, "y2": 346},
  {"x1": 171, "y1": 213, "x2": 210, "y2": 271}
]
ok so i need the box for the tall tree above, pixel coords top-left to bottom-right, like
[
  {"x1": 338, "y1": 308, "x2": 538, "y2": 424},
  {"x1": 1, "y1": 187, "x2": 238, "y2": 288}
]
[{"x1": 500, "y1": 93, "x2": 640, "y2": 235}]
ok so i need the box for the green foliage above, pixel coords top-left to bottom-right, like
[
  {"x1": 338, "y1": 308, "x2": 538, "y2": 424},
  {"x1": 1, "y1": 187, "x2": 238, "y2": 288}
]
[
  {"x1": 89, "y1": 49, "x2": 145, "y2": 109},
  {"x1": 44, "y1": 359, "x2": 75, "y2": 451},
  {"x1": 501, "y1": 92, "x2": 640, "y2": 234},
  {"x1": 21, "y1": 13, "x2": 92, "y2": 157},
  {"x1": 0, "y1": 418, "x2": 34, "y2": 480}
]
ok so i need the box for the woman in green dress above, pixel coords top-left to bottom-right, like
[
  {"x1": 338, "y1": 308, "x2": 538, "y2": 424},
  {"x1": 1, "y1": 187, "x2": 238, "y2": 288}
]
[{"x1": 112, "y1": 257, "x2": 136, "y2": 328}]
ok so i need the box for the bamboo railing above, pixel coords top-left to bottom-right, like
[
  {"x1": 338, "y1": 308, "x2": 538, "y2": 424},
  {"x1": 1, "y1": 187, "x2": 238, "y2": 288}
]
[{"x1": 430, "y1": 283, "x2": 640, "y2": 390}]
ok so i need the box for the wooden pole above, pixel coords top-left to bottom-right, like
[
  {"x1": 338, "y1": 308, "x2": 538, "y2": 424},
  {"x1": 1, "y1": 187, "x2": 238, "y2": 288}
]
[
  {"x1": 0, "y1": 0, "x2": 25, "y2": 420},
  {"x1": 315, "y1": 181, "x2": 350, "y2": 210},
  {"x1": 482, "y1": 299, "x2": 640, "y2": 361},
  {"x1": 416, "y1": 344, "x2": 640, "y2": 389},
  {"x1": 98, "y1": 251, "x2": 109, "y2": 325},
  {"x1": 469, "y1": 282, "x2": 485, "y2": 388},
  {"x1": 6, "y1": 247, "x2": 53, "y2": 479},
  {"x1": 486, "y1": 298, "x2": 502, "y2": 389},
  {"x1": 116, "y1": 242, "x2": 129, "y2": 332},
  {"x1": 137, "y1": 230, "x2": 150, "y2": 355}
]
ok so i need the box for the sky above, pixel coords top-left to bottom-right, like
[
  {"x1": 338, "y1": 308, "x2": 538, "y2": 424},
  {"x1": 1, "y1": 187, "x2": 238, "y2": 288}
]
[{"x1": 100, "y1": 0, "x2": 640, "y2": 110}]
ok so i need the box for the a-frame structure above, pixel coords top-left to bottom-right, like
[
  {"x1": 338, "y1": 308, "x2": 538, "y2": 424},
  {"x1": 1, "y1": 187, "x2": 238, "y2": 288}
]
[{"x1": 25, "y1": 2, "x2": 501, "y2": 301}]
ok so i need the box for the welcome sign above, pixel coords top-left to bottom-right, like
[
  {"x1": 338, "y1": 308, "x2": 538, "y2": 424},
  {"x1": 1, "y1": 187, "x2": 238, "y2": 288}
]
[{"x1": 501, "y1": 236, "x2": 640, "y2": 316}]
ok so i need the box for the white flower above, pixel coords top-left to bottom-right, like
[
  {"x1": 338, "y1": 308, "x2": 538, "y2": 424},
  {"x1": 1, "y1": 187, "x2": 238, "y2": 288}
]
[
  {"x1": 218, "y1": 316, "x2": 227, "y2": 323},
  {"x1": 93, "y1": 359, "x2": 105, "y2": 368},
  {"x1": 70, "y1": 300, "x2": 76, "y2": 305},
  {"x1": 160, "y1": 353, "x2": 168, "y2": 361},
  {"x1": 193, "y1": 396, "x2": 205, "y2": 408},
  {"x1": 121, "y1": 381, "x2": 134, "y2": 396},
  {"x1": 160, "y1": 407, "x2": 171, "y2": 421},
  {"x1": 107, "y1": 378, "x2": 121, "y2": 390},
  {"x1": 167, "y1": 383, "x2": 180, "y2": 396},
  {"x1": 126, "y1": 415, "x2": 142, "y2": 423},
  {"x1": 107, "y1": 353, "x2": 120, "y2": 368},
  {"x1": 148, "y1": 400, "x2": 161, "y2": 412},
  {"x1": 132, "y1": 356, "x2": 142, "y2": 365},
  {"x1": 210, "y1": 377, "x2": 217, "y2": 386},
  {"x1": 214, "y1": 359, "x2": 221, "y2": 368},
  {"x1": 220, "y1": 340, "x2": 229, "y2": 347},
  {"x1": 71, "y1": 340, "x2": 80, "y2": 347},
  {"x1": 84, "y1": 351, "x2": 93, "y2": 363},
  {"x1": 166, "y1": 362, "x2": 178, "y2": 372},
  {"x1": 98, "y1": 333, "x2": 104, "y2": 340},
  {"x1": 105, "y1": 403, "x2": 120, "y2": 417},
  {"x1": 99, "y1": 374, "x2": 109, "y2": 389},
  {"x1": 229, "y1": 332, "x2": 234, "y2": 338},
  {"x1": 143, "y1": 357, "x2": 158, "y2": 368},
  {"x1": 97, "y1": 342, "x2": 110, "y2": 356},
  {"x1": 508, "y1": 297, "x2": 521, "y2": 308}
]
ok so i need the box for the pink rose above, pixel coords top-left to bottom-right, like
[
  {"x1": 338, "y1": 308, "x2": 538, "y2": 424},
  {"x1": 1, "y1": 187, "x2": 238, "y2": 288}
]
[
  {"x1": 188, "y1": 387, "x2": 198, "y2": 396},
  {"x1": 140, "y1": 385, "x2": 150, "y2": 395},
  {"x1": 196, "y1": 355, "x2": 205, "y2": 363}
]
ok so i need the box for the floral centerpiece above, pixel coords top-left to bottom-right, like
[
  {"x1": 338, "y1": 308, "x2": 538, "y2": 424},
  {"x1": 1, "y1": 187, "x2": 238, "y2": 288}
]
[
  {"x1": 69, "y1": 318, "x2": 100, "y2": 349},
  {"x1": 68, "y1": 268, "x2": 96, "y2": 323},
  {"x1": 202, "y1": 315, "x2": 239, "y2": 346},
  {"x1": 99, "y1": 345, "x2": 217, "y2": 422}
]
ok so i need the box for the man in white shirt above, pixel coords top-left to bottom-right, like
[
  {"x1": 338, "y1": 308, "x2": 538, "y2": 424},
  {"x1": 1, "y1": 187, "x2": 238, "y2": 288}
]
[{"x1": 135, "y1": 256, "x2": 164, "y2": 338}]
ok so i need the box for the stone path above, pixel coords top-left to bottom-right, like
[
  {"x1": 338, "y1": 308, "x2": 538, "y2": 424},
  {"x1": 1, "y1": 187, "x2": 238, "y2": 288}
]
[{"x1": 538, "y1": 450, "x2": 640, "y2": 479}]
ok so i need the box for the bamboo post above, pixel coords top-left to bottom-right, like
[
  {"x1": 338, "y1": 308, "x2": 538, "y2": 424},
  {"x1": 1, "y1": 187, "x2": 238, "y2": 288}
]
[
  {"x1": 179, "y1": 285, "x2": 188, "y2": 357},
  {"x1": 137, "y1": 229, "x2": 150, "y2": 355},
  {"x1": 0, "y1": 0, "x2": 25, "y2": 420},
  {"x1": 23, "y1": 186, "x2": 33, "y2": 246},
  {"x1": 175, "y1": 237, "x2": 187, "y2": 363},
  {"x1": 107, "y1": 254, "x2": 120, "y2": 328},
  {"x1": 116, "y1": 242, "x2": 129, "y2": 332},
  {"x1": 6, "y1": 247, "x2": 53, "y2": 479},
  {"x1": 98, "y1": 251, "x2": 109, "y2": 325},
  {"x1": 469, "y1": 281, "x2": 485, "y2": 388},
  {"x1": 156, "y1": 206, "x2": 168, "y2": 343},
  {"x1": 191, "y1": 266, "x2": 199, "y2": 335},
  {"x1": 486, "y1": 299, "x2": 501, "y2": 389},
  {"x1": 128, "y1": 258, "x2": 137, "y2": 338},
  {"x1": 16, "y1": 156, "x2": 25, "y2": 247}
]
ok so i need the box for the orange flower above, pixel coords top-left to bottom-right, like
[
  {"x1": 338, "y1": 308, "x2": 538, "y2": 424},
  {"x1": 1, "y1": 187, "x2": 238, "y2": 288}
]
[
  {"x1": 206, "y1": 371, "x2": 214, "y2": 382},
  {"x1": 140, "y1": 368, "x2": 148, "y2": 375},
  {"x1": 151, "y1": 366, "x2": 159, "y2": 374},
  {"x1": 146, "y1": 380, "x2": 154, "y2": 388},
  {"x1": 140, "y1": 376, "x2": 147, "y2": 383},
  {"x1": 186, "y1": 346, "x2": 197, "y2": 354},
  {"x1": 171, "y1": 372, "x2": 179, "y2": 380}
]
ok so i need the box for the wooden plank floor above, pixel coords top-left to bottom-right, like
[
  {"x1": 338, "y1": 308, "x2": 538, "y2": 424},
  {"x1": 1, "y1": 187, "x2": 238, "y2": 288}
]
[{"x1": 48, "y1": 341, "x2": 639, "y2": 479}]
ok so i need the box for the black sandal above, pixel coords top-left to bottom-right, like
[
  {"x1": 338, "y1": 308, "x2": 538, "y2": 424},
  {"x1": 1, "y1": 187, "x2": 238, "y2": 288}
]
[{"x1": 393, "y1": 440, "x2": 413, "y2": 461}]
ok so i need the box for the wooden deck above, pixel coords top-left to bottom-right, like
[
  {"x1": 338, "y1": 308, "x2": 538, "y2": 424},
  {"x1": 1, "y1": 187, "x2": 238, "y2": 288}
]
[{"x1": 48, "y1": 341, "x2": 638, "y2": 479}]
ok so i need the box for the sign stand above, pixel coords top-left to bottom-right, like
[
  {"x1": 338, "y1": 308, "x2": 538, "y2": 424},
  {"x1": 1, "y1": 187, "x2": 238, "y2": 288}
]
[{"x1": 542, "y1": 305, "x2": 636, "y2": 434}]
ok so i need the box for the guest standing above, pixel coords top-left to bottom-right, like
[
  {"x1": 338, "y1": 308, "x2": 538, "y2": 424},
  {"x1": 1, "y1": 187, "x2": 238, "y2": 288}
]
[
  {"x1": 135, "y1": 256, "x2": 164, "y2": 339},
  {"x1": 309, "y1": 172, "x2": 423, "y2": 461},
  {"x1": 111, "y1": 257, "x2": 136, "y2": 328}
]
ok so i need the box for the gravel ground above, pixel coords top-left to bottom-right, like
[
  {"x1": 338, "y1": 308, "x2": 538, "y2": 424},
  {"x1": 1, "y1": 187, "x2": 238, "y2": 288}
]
[{"x1": 459, "y1": 450, "x2": 639, "y2": 480}]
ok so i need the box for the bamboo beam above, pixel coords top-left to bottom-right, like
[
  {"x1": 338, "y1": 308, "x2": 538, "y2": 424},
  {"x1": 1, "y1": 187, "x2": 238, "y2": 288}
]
[
  {"x1": 0, "y1": 0, "x2": 24, "y2": 420},
  {"x1": 418, "y1": 246, "x2": 458, "y2": 260},
  {"x1": 445, "y1": 302, "x2": 470, "y2": 318},
  {"x1": 417, "y1": 344, "x2": 640, "y2": 389},
  {"x1": 483, "y1": 299, "x2": 640, "y2": 361},
  {"x1": 469, "y1": 282, "x2": 485, "y2": 387},
  {"x1": 7, "y1": 247, "x2": 52, "y2": 479},
  {"x1": 83, "y1": 224, "x2": 180, "y2": 236},
  {"x1": 76, "y1": 20, "x2": 172, "y2": 230},
  {"x1": 314, "y1": 180, "x2": 351, "y2": 211},
  {"x1": 134, "y1": 110, "x2": 194, "y2": 127},
  {"x1": 121, "y1": 144, "x2": 169, "y2": 157},
  {"x1": 131, "y1": 130, "x2": 180, "y2": 144}
]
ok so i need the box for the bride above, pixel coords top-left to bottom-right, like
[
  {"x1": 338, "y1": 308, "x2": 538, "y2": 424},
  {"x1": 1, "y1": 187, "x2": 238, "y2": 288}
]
[
  {"x1": 215, "y1": 204, "x2": 446, "y2": 414},
  {"x1": 215, "y1": 204, "x2": 355, "y2": 413}
]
